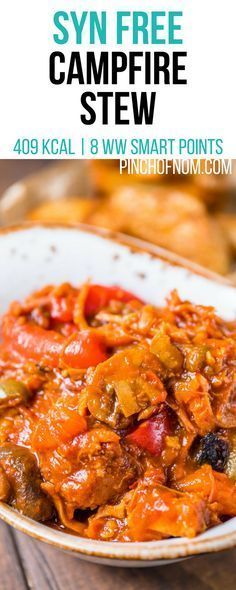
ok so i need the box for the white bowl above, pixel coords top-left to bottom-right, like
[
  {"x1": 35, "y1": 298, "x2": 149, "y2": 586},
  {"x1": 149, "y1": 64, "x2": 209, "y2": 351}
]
[{"x1": 0, "y1": 223, "x2": 235, "y2": 567}]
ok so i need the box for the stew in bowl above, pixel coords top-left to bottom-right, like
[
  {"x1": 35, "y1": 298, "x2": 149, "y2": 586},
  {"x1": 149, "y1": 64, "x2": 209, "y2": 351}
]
[
  {"x1": 0, "y1": 224, "x2": 235, "y2": 566},
  {"x1": 0, "y1": 277, "x2": 236, "y2": 543}
]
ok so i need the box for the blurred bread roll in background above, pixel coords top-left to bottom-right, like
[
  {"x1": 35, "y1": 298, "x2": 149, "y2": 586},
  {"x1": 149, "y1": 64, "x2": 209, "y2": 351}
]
[
  {"x1": 88, "y1": 186, "x2": 231, "y2": 274},
  {"x1": 28, "y1": 197, "x2": 97, "y2": 223},
  {"x1": 90, "y1": 160, "x2": 231, "y2": 206},
  {"x1": 90, "y1": 160, "x2": 172, "y2": 196},
  {"x1": 191, "y1": 160, "x2": 234, "y2": 206},
  {"x1": 22, "y1": 159, "x2": 236, "y2": 280},
  {"x1": 216, "y1": 214, "x2": 236, "y2": 254}
]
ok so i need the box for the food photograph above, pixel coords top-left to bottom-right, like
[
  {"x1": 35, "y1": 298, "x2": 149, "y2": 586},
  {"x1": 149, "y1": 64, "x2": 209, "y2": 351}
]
[{"x1": 0, "y1": 160, "x2": 235, "y2": 589}]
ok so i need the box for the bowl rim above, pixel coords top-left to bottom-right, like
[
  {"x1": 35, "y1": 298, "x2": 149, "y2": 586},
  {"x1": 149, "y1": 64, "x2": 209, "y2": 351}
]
[
  {"x1": 0, "y1": 221, "x2": 235, "y2": 562},
  {"x1": 0, "y1": 220, "x2": 233, "y2": 286},
  {"x1": 0, "y1": 502, "x2": 235, "y2": 562}
]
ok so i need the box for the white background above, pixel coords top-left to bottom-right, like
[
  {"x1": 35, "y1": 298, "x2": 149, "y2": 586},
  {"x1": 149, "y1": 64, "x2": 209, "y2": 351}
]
[{"x1": 0, "y1": 0, "x2": 235, "y2": 158}]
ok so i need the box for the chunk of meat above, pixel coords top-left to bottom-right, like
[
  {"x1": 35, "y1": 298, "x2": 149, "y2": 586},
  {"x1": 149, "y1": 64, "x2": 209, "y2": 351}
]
[
  {"x1": 41, "y1": 428, "x2": 141, "y2": 516},
  {"x1": 0, "y1": 445, "x2": 53, "y2": 521},
  {"x1": 87, "y1": 470, "x2": 209, "y2": 541},
  {"x1": 60, "y1": 447, "x2": 138, "y2": 512},
  {"x1": 213, "y1": 377, "x2": 236, "y2": 429},
  {"x1": 172, "y1": 372, "x2": 215, "y2": 435}
]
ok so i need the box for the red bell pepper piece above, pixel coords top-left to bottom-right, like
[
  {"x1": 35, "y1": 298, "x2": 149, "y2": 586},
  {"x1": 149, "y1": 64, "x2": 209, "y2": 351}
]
[
  {"x1": 61, "y1": 331, "x2": 108, "y2": 369},
  {"x1": 49, "y1": 293, "x2": 76, "y2": 323},
  {"x1": 2, "y1": 315, "x2": 108, "y2": 369},
  {"x1": 126, "y1": 409, "x2": 172, "y2": 456},
  {"x1": 85, "y1": 284, "x2": 141, "y2": 317},
  {"x1": 2, "y1": 314, "x2": 64, "y2": 368},
  {"x1": 32, "y1": 403, "x2": 87, "y2": 451}
]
